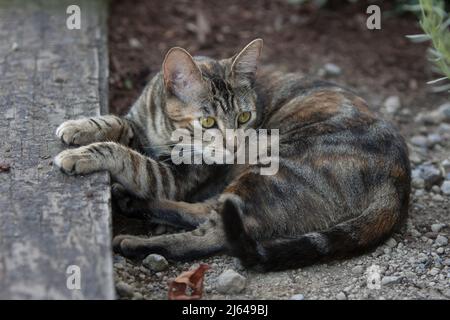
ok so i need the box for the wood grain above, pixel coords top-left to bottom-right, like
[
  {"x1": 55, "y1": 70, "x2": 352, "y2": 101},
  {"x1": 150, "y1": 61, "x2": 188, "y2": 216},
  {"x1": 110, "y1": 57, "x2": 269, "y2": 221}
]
[{"x1": 0, "y1": 0, "x2": 114, "y2": 299}]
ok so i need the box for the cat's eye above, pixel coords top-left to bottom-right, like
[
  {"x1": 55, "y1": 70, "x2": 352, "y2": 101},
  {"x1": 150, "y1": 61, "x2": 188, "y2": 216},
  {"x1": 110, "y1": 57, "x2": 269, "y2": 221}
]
[
  {"x1": 238, "y1": 112, "x2": 251, "y2": 124},
  {"x1": 200, "y1": 116, "x2": 216, "y2": 128}
]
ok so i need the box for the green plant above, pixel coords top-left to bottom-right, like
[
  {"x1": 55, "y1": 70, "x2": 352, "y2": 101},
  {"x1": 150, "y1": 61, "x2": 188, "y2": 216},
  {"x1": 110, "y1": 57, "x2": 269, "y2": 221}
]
[{"x1": 408, "y1": 0, "x2": 450, "y2": 92}]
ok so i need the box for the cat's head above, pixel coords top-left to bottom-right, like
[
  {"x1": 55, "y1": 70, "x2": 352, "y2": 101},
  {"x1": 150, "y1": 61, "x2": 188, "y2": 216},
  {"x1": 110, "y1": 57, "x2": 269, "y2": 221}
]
[{"x1": 161, "y1": 39, "x2": 263, "y2": 162}]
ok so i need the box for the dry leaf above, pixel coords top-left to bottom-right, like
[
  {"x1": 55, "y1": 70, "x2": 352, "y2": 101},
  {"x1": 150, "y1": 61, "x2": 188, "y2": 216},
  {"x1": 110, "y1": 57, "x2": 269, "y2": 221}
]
[
  {"x1": 168, "y1": 263, "x2": 210, "y2": 300},
  {"x1": 0, "y1": 163, "x2": 10, "y2": 172}
]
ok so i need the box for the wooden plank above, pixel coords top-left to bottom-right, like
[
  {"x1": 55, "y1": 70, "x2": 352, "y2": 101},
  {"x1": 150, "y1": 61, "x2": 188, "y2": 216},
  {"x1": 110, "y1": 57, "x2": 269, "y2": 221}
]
[{"x1": 0, "y1": 0, "x2": 114, "y2": 299}]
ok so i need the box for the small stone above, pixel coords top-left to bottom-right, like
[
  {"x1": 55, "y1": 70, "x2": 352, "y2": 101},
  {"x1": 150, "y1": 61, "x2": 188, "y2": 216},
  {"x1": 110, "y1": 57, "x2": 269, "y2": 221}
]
[
  {"x1": 427, "y1": 133, "x2": 443, "y2": 147},
  {"x1": 128, "y1": 37, "x2": 142, "y2": 48},
  {"x1": 438, "y1": 102, "x2": 450, "y2": 122},
  {"x1": 142, "y1": 254, "x2": 169, "y2": 272},
  {"x1": 383, "y1": 96, "x2": 401, "y2": 114},
  {"x1": 322, "y1": 63, "x2": 342, "y2": 76},
  {"x1": 414, "y1": 189, "x2": 425, "y2": 197},
  {"x1": 443, "y1": 258, "x2": 450, "y2": 266},
  {"x1": 381, "y1": 276, "x2": 401, "y2": 286},
  {"x1": 442, "y1": 159, "x2": 450, "y2": 173},
  {"x1": 441, "y1": 181, "x2": 450, "y2": 195},
  {"x1": 409, "y1": 228, "x2": 421, "y2": 237},
  {"x1": 116, "y1": 281, "x2": 134, "y2": 298},
  {"x1": 290, "y1": 293, "x2": 305, "y2": 300},
  {"x1": 431, "y1": 223, "x2": 446, "y2": 233},
  {"x1": 216, "y1": 269, "x2": 247, "y2": 294},
  {"x1": 415, "y1": 103, "x2": 450, "y2": 124},
  {"x1": 412, "y1": 178, "x2": 425, "y2": 189},
  {"x1": 435, "y1": 235, "x2": 448, "y2": 247},
  {"x1": 385, "y1": 238, "x2": 397, "y2": 248},
  {"x1": 133, "y1": 292, "x2": 144, "y2": 300},
  {"x1": 410, "y1": 135, "x2": 428, "y2": 148},
  {"x1": 436, "y1": 247, "x2": 445, "y2": 254},
  {"x1": 412, "y1": 164, "x2": 443, "y2": 190},
  {"x1": 431, "y1": 185, "x2": 441, "y2": 194},
  {"x1": 351, "y1": 265, "x2": 364, "y2": 274},
  {"x1": 409, "y1": 152, "x2": 422, "y2": 164},
  {"x1": 429, "y1": 268, "x2": 440, "y2": 276},
  {"x1": 432, "y1": 194, "x2": 444, "y2": 202},
  {"x1": 336, "y1": 291, "x2": 347, "y2": 300}
]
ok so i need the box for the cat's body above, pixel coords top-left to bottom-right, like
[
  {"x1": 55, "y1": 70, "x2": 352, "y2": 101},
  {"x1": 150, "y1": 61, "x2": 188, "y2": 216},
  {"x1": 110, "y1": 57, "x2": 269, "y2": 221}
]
[{"x1": 54, "y1": 40, "x2": 411, "y2": 271}]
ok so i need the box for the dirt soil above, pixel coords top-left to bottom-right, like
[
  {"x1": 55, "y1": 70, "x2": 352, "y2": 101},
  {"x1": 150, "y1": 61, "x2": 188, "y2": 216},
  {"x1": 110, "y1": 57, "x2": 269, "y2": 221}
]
[{"x1": 109, "y1": 0, "x2": 450, "y2": 300}]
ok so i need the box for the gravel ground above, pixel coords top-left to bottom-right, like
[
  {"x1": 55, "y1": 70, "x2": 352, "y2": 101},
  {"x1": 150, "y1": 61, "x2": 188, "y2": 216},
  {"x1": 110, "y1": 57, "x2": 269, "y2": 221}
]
[
  {"x1": 112, "y1": 85, "x2": 450, "y2": 302},
  {"x1": 109, "y1": 0, "x2": 450, "y2": 300}
]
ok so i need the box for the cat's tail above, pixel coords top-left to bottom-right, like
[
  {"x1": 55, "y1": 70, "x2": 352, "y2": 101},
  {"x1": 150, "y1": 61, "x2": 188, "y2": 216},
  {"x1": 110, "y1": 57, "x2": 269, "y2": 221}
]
[{"x1": 220, "y1": 189, "x2": 408, "y2": 272}]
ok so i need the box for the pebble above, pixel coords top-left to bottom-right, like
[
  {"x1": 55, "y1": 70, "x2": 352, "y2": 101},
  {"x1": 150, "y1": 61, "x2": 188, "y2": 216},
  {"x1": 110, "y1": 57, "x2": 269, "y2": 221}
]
[
  {"x1": 441, "y1": 181, "x2": 450, "y2": 195},
  {"x1": 415, "y1": 102, "x2": 450, "y2": 124},
  {"x1": 351, "y1": 265, "x2": 364, "y2": 274},
  {"x1": 383, "y1": 96, "x2": 401, "y2": 114},
  {"x1": 290, "y1": 293, "x2": 305, "y2": 300},
  {"x1": 438, "y1": 102, "x2": 450, "y2": 122},
  {"x1": 412, "y1": 178, "x2": 425, "y2": 189},
  {"x1": 336, "y1": 291, "x2": 347, "y2": 300},
  {"x1": 410, "y1": 135, "x2": 428, "y2": 148},
  {"x1": 381, "y1": 276, "x2": 401, "y2": 286},
  {"x1": 443, "y1": 259, "x2": 450, "y2": 266},
  {"x1": 442, "y1": 159, "x2": 450, "y2": 172},
  {"x1": 431, "y1": 223, "x2": 446, "y2": 233},
  {"x1": 133, "y1": 292, "x2": 144, "y2": 300},
  {"x1": 116, "y1": 281, "x2": 134, "y2": 298},
  {"x1": 142, "y1": 254, "x2": 169, "y2": 272},
  {"x1": 128, "y1": 37, "x2": 142, "y2": 48},
  {"x1": 428, "y1": 268, "x2": 440, "y2": 276},
  {"x1": 431, "y1": 185, "x2": 441, "y2": 194},
  {"x1": 385, "y1": 238, "x2": 397, "y2": 248},
  {"x1": 216, "y1": 269, "x2": 247, "y2": 294},
  {"x1": 412, "y1": 164, "x2": 443, "y2": 189},
  {"x1": 427, "y1": 133, "x2": 443, "y2": 147},
  {"x1": 322, "y1": 63, "x2": 342, "y2": 76},
  {"x1": 435, "y1": 235, "x2": 448, "y2": 247}
]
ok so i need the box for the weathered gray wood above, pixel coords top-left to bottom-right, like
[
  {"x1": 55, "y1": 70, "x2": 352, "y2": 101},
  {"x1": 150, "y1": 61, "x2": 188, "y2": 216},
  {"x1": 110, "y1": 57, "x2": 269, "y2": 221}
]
[{"x1": 0, "y1": 0, "x2": 114, "y2": 299}]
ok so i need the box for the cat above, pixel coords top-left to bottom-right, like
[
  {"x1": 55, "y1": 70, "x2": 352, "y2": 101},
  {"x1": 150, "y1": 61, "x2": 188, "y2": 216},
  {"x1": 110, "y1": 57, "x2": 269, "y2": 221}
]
[{"x1": 54, "y1": 39, "x2": 411, "y2": 271}]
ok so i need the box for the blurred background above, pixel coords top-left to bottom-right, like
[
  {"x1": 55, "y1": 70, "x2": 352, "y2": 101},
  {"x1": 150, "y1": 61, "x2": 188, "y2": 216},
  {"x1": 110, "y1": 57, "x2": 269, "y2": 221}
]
[{"x1": 108, "y1": 0, "x2": 448, "y2": 119}]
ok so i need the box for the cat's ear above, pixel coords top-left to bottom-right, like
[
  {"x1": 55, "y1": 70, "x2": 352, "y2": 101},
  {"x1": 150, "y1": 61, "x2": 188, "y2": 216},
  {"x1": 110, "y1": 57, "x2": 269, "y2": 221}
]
[
  {"x1": 163, "y1": 47, "x2": 205, "y2": 101},
  {"x1": 230, "y1": 38, "x2": 263, "y2": 87}
]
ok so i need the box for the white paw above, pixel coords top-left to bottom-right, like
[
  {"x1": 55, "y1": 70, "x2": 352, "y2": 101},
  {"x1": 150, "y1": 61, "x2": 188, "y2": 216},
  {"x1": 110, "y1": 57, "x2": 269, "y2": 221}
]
[
  {"x1": 53, "y1": 147, "x2": 98, "y2": 175},
  {"x1": 56, "y1": 119, "x2": 104, "y2": 146}
]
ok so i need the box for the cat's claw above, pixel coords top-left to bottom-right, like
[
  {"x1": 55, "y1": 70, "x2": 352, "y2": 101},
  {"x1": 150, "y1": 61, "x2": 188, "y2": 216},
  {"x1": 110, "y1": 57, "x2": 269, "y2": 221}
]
[
  {"x1": 53, "y1": 148, "x2": 98, "y2": 175},
  {"x1": 56, "y1": 119, "x2": 103, "y2": 146}
]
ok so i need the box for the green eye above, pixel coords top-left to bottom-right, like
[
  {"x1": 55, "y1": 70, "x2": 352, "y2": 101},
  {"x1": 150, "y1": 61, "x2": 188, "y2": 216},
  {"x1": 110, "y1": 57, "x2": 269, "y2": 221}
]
[
  {"x1": 238, "y1": 111, "x2": 251, "y2": 124},
  {"x1": 200, "y1": 116, "x2": 216, "y2": 128}
]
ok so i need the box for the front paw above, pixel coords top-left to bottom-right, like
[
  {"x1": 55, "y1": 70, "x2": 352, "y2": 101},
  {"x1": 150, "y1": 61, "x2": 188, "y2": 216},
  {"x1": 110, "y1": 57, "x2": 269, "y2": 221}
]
[
  {"x1": 56, "y1": 119, "x2": 104, "y2": 146},
  {"x1": 54, "y1": 147, "x2": 99, "y2": 175}
]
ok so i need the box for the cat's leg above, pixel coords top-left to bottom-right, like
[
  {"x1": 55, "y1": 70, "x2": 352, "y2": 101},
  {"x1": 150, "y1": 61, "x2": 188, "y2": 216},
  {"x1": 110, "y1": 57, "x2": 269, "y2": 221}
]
[
  {"x1": 112, "y1": 215, "x2": 226, "y2": 260},
  {"x1": 112, "y1": 187, "x2": 217, "y2": 229},
  {"x1": 56, "y1": 115, "x2": 134, "y2": 146},
  {"x1": 54, "y1": 141, "x2": 180, "y2": 199}
]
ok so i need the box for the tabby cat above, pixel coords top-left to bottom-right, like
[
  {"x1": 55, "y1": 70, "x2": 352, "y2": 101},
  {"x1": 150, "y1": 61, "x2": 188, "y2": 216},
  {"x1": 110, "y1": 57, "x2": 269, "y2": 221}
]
[{"x1": 54, "y1": 39, "x2": 411, "y2": 271}]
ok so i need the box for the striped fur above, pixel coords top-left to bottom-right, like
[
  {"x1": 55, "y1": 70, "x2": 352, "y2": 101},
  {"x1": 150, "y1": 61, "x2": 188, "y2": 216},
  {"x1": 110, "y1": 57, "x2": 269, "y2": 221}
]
[{"x1": 54, "y1": 39, "x2": 411, "y2": 271}]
